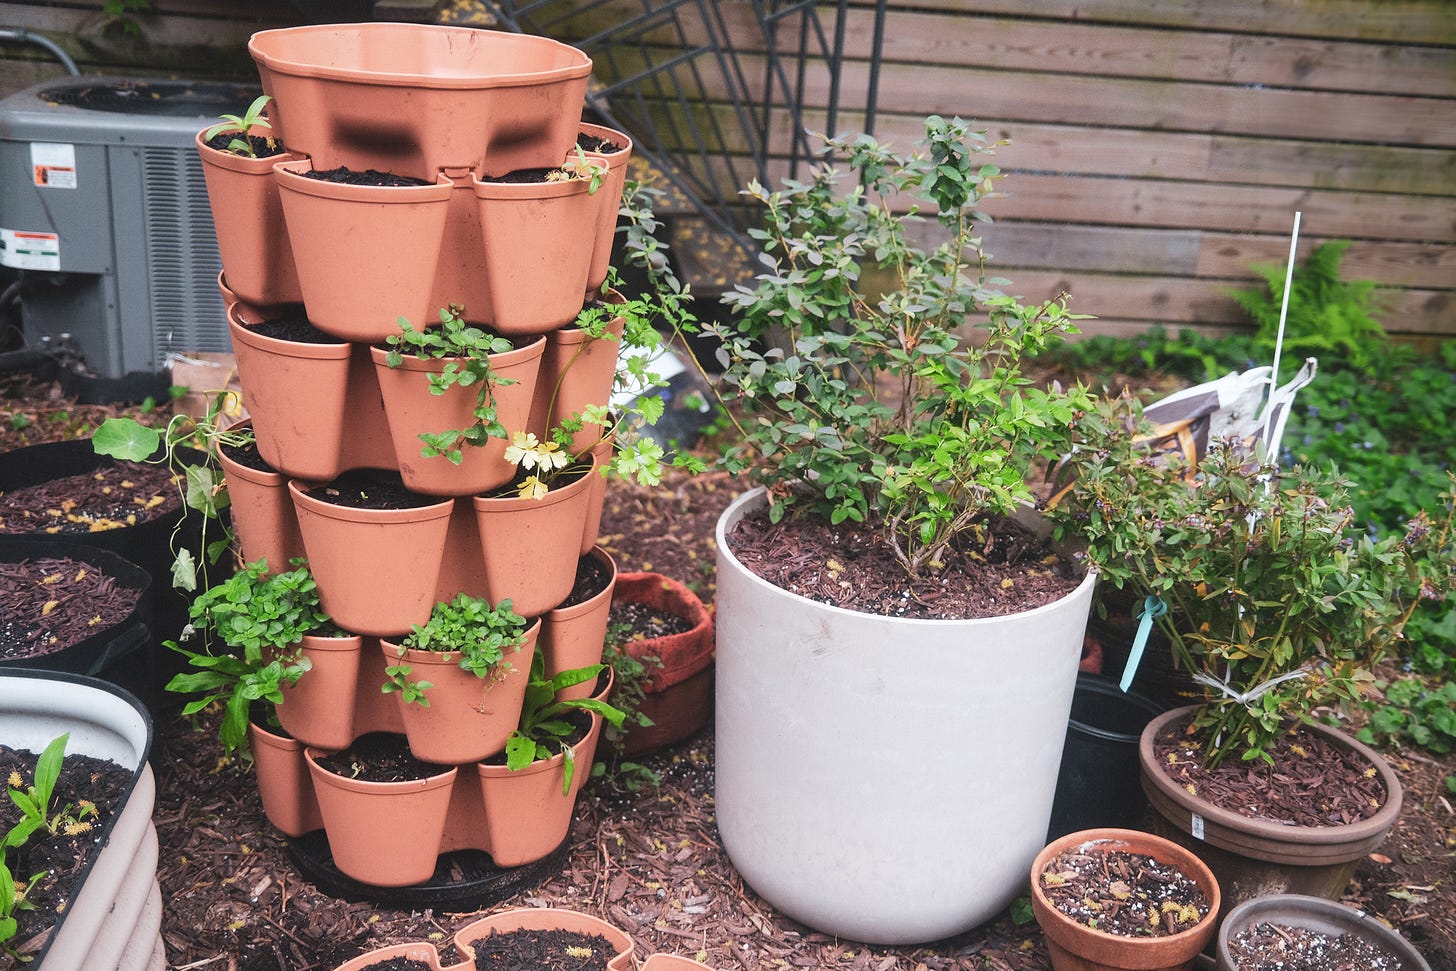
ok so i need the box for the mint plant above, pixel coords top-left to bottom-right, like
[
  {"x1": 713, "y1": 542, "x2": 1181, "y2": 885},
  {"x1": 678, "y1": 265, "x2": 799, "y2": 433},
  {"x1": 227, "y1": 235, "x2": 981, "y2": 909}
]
[
  {"x1": 382, "y1": 594, "x2": 529, "y2": 704},
  {"x1": 504, "y1": 649, "x2": 626, "y2": 794},
  {"x1": 691, "y1": 116, "x2": 1095, "y2": 576},
  {"x1": 165, "y1": 559, "x2": 328, "y2": 753}
]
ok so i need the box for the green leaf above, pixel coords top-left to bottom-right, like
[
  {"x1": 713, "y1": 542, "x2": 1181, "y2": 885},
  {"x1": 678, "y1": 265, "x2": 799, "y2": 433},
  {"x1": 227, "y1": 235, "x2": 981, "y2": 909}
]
[{"x1": 92, "y1": 417, "x2": 159, "y2": 461}]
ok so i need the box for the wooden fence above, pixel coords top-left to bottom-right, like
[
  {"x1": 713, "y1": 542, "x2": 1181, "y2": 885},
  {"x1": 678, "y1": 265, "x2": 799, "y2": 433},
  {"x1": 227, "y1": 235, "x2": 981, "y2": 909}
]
[{"x1": 2, "y1": 0, "x2": 1452, "y2": 343}]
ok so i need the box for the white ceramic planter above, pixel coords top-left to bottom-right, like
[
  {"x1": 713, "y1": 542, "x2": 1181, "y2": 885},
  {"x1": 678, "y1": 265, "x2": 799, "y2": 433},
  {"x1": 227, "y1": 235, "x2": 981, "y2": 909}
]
[
  {"x1": 713, "y1": 488, "x2": 1097, "y2": 944},
  {"x1": 0, "y1": 670, "x2": 166, "y2": 970}
]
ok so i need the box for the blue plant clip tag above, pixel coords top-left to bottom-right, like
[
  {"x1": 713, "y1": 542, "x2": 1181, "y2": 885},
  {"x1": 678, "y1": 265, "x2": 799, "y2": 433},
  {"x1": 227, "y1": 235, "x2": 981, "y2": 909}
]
[{"x1": 1120, "y1": 595, "x2": 1167, "y2": 692}]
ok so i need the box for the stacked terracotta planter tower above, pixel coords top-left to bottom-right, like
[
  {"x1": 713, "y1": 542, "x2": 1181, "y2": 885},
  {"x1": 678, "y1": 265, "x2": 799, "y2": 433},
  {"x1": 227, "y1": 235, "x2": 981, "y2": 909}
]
[{"x1": 197, "y1": 22, "x2": 633, "y2": 892}]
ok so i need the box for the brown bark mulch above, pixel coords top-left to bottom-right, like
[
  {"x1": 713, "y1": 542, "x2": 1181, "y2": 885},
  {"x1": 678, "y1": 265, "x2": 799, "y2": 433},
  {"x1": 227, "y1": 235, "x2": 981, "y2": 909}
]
[{"x1": 0, "y1": 555, "x2": 144, "y2": 660}]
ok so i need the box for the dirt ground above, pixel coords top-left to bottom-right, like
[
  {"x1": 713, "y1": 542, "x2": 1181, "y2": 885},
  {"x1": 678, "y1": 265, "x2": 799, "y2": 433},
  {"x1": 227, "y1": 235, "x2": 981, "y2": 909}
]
[{"x1": 1, "y1": 373, "x2": 1453, "y2": 971}]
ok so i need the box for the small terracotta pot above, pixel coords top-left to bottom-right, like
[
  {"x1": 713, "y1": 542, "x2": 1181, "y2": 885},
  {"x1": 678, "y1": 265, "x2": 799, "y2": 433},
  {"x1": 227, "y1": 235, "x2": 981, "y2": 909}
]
[
  {"x1": 380, "y1": 620, "x2": 539, "y2": 765},
  {"x1": 579, "y1": 429, "x2": 616, "y2": 556},
  {"x1": 330, "y1": 942, "x2": 444, "y2": 971},
  {"x1": 1215, "y1": 893, "x2": 1430, "y2": 971},
  {"x1": 642, "y1": 955, "x2": 715, "y2": 971},
  {"x1": 577, "y1": 122, "x2": 633, "y2": 291},
  {"x1": 473, "y1": 169, "x2": 607, "y2": 334},
  {"x1": 276, "y1": 632, "x2": 366, "y2": 751},
  {"x1": 248, "y1": 718, "x2": 323, "y2": 838},
  {"x1": 474, "y1": 713, "x2": 604, "y2": 867},
  {"x1": 305, "y1": 744, "x2": 457, "y2": 887},
  {"x1": 217, "y1": 437, "x2": 305, "y2": 574},
  {"x1": 470, "y1": 455, "x2": 599, "y2": 617},
  {"x1": 369, "y1": 337, "x2": 546, "y2": 497},
  {"x1": 227, "y1": 304, "x2": 353, "y2": 481},
  {"x1": 538, "y1": 548, "x2": 618, "y2": 702},
  {"x1": 274, "y1": 159, "x2": 455, "y2": 343},
  {"x1": 196, "y1": 128, "x2": 304, "y2": 307},
  {"x1": 454, "y1": 907, "x2": 633, "y2": 971},
  {"x1": 288, "y1": 479, "x2": 455, "y2": 636},
  {"x1": 1031, "y1": 828, "x2": 1221, "y2": 971},
  {"x1": 1139, "y1": 707, "x2": 1404, "y2": 912},
  {"x1": 527, "y1": 298, "x2": 624, "y2": 455}
]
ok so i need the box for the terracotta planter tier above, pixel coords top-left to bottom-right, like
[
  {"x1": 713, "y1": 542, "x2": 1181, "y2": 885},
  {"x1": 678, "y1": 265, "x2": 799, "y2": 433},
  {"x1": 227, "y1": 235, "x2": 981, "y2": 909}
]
[
  {"x1": 276, "y1": 633, "x2": 368, "y2": 750},
  {"x1": 369, "y1": 337, "x2": 546, "y2": 497},
  {"x1": 249, "y1": 719, "x2": 324, "y2": 838},
  {"x1": 454, "y1": 907, "x2": 633, "y2": 971},
  {"x1": 1139, "y1": 707, "x2": 1405, "y2": 914},
  {"x1": 472, "y1": 170, "x2": 607, "y2": 333},
  {"x1": 331, "y1": 942, "x2": 445, "y2": 971},
  {"x1": 217, "y1": 441, "x2": 305, "y2": 574},
  {"x1": 196, "y1": 128, "x2": 305, "y2": 307},
  {"x1": 578, "y1": 122, "x2": 634, "y2": 291},
  {"x1": 250, "y1": 24, "x2": 591, "y2": 181},
  {"x1": 527, "y1": 301, "x2": 624, "y2": 455},
  {"x1": 381, "y1": 620, "x2": 539, "y2": 765},
  {"x1": 274, "y1": 160, "x2": 454, "y2": 343},
  {"x1": 539, "y1": 548, "x2": 618, "y2": 702},
  {"x1": 1031, "y1": 828, "x2": 1221, "y2": 971}
]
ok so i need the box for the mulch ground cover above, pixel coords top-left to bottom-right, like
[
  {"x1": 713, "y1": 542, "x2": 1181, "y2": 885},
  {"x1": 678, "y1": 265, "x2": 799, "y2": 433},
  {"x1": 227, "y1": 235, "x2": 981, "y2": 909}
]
[{"x1": 2, "y1": 378, "x2": 1454, "y2": 971}]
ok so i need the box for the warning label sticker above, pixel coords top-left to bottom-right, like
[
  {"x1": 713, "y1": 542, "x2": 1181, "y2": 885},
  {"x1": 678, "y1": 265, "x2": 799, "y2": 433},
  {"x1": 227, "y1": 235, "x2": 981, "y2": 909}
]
[
  {"x1": 0, "y1": 228, "x2": 61, "y2": 271},
  {"x1": 30, "y1": 143, "x2": 77, "y2": 189}
]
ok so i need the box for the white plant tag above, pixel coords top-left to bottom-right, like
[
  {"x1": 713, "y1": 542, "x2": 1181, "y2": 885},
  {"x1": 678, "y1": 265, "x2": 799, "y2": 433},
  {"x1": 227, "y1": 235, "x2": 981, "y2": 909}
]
[{"x1": 1190, "y1": 812, "x2": 1206, "y2": 841}]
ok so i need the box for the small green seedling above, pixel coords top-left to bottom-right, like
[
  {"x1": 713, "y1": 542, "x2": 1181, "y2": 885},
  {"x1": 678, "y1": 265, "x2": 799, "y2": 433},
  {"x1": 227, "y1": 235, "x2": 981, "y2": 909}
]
[{"x1": 204, "y1": 95, "x2": 275, "y2": 158}]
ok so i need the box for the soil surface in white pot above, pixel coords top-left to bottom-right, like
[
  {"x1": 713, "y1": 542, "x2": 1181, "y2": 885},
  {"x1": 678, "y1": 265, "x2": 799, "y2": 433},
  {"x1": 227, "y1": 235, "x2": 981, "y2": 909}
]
[
  {"x1": 1225, "y1": 920, "x2": 1408, "y2": 970},
  {"x1": 725, "y1": 505, "x2": 1081, "y2": 620},
  {"x1": 0, "y1": 742, "x2": 133, "y2": 966},
  {"x1": 0, "y1": 460, "x2": 181, "y2": 534},
  {"x1": 1038, "y1": 845, "x2": 1212, "y2": 937},
  {"x1": 0, "y1": 555, "x2": 145, "y2": 660},
  {"x1": 1152, "y1": 714, "x2": 1387, "y2": 825},
  {"x1": 466, "y1": 927, "x2": 617, "y2": 970}
]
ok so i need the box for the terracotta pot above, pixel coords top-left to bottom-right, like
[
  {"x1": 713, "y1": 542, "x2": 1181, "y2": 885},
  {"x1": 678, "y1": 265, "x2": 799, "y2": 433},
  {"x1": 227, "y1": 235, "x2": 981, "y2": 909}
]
[
  {"x1": 249, "y1": 23, "x2": 591, "y2": 181},
  {"x1": 248, "y1": 717, "x2": 324, "y2": 838},
  {"x1": 473, "y1": 169, "x2": 607, "y2": 334},
  {"x1": 288, "y1": 478, "x2": 455, "y2": 636},
  {"x1": 275, "y1": 632, "x2": 366, "y2": 751},
  {"x1": 577, "y1": 122, "x2": 633, "y2": 291},
  {"x1": 217, "y1": 436, "x2": 305, "y2": 574},
  {"x1": 1214, "y1": 894, "x2": 1430, "y2": 971},
  {"x1": 539, "y1": 548, "x2": 618, "y2": 702},
  {"x1": 609, "y1": 571, "x2": 714, "y2": 756},
  {"x1": 454, "y1": 907, "x2": 632, "y2": 971},
  {"x1": 469, "y1": 456, "x2": 599, "y2": 617},
  {"x1": 474, "y1": 713, "x2": 604, "y2": 867},
  {"x1": 1031, "y1": 828, "x2": 1221, "y2": 971},
  {"x1": 527, "y1": 298, "x2": 624, "y2": 455},
  {"x1": 227, "y1": 304, "x2": 353, "y2": 481},
  {"x1": 642, "y1": 956, "x2": 714, "y2": 971},
  {"x1": 1139, "y1": 707, "x2": 1404, "y2": 913},
  {"x1": 274, "y1": 159, "x2": 455, "y2": 343},
  {"x1": 195, "y1": 128, "x2": 304, "y2": 307},
  {"x1": 331, "y1": 942, "x2": 444, "y2": 971},
  {"x1": 579, "y1": 429, "x2": 615, "y2": 555},
  {"x1": 369, "y1": 336, "x2": 546, "y2": 497},
  {"x1": 305, "y1": 744, "x2": 457, "y2": 887},
  {"x1": 380, "y1": 620, "x2": 539, "y2": 765}
]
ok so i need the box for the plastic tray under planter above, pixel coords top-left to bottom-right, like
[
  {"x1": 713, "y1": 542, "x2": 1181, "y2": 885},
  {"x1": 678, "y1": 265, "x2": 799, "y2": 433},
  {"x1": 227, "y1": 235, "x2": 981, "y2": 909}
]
[
  {"x1": 0, "y1": 536, "x2": 156, "y2": 711},
  {"x1": 0, "y1": 670, "x2": 165, "y2": 969}
]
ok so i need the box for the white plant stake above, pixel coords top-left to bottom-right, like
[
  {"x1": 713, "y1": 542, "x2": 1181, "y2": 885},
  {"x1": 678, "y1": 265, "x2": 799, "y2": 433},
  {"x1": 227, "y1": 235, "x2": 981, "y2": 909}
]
[{"x1": 1266, "y1": 211, "x2": 1302, "y2": 422}]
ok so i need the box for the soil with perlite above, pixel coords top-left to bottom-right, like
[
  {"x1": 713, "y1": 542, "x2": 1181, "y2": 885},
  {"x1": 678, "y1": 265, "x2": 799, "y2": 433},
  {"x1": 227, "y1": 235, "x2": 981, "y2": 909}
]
[{"x1": 0, "y1": 372, "x2": 1453, "y2": 969}]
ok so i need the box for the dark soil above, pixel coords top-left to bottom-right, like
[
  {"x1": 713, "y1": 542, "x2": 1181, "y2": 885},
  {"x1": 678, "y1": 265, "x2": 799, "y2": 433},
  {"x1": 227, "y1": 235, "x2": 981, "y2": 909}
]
[
  {"x1": 0, "y1": 459, "x2": 180, "y2": 533},
  {"x1": 577, "y1": 133, "x2": 624, "y2": 155},
  {"x1": 0, "y1": 555, "x2": 143, "y2": 659},
  {"x1": 204, "y1": 132, "x2": 287, "y2": 158},
  {"x1": 726, "y1": 505, "x2": 1082, "y2": 620},
  {"x1": 312, "y1": 733, "x2": 452, "y2": 784},
  {"x1": 1152, "y1": 716, "x2": 1386, "y2": 826},
  {"x1": 1226, "y1": 920, "x2": 1407, "y2": 971},
  {"x1": 220, "y1": 438, "x2": 277, "y2": 474},
  {"x1": 480, "y1": 167, "x2": 562, "y2": 184},
  {"x1": 466, "y1": 927, "x2": 616, "y2": 970},
  {"x1": 307, "y1": 469, "x2": 448, "y2": 510},
  {"x1": 304, "y1": 167, "x2": 432, "y2": 187},
  {"x1": 249, "y1": 310, "x2": 345, "y2": 345},
  {"x1": 0, "y1": 741, "x2": 133, "y2": 967},
  {"x1": 559, "y1": 554, "x2": 613, "y2": 609},
  {"x1": 360, "y1": 960, "x2": 432, "y2": 971},
  {"x1": 608, "y1": 599, "x2": 695, "y2": 640},
  {"x1": 1037, "y1": 844, "x2": 1211, "y2": 937}
]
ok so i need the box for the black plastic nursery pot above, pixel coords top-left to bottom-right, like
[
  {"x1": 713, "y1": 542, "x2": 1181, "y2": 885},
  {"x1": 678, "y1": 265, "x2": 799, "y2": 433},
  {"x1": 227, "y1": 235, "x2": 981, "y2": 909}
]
[
  {"x1": 1047, "y1": 673, "x2": 1167, "y2": 842},
  {"x1": 0, "y1": 437, "x2": 225, "y2": 698},
  {"x1": 0, "y1": 535, "x2": 157, "y2": 711}
]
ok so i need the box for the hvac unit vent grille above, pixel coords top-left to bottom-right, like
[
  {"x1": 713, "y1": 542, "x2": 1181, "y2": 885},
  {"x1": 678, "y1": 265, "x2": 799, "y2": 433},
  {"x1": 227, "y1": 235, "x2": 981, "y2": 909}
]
[{"x1": 140, "y1": 146, "x2": 227, "y2": 366}]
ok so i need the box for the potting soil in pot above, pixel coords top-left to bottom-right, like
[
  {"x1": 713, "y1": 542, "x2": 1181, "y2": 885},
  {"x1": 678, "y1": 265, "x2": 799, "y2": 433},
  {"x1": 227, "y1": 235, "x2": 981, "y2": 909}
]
[
  {"x1": 1037, "y1": 844, "x2": 1212, "y2": 937},
  {"x1": 0, "y1": 460, "x2": 181, "y2": 534},
  {"x1": 312, "y1": 733, "x2": 450, "y2": 783},
  {"x1": 467, "y1": 928, "x2": 616, "y2": 971},
  {"x1": 1226, "y1": 920, "x2": 1409, "y2": 971},
  {"x1": 0, "y1": 741, "x2": 132, "y2": 965},
  {"x1": 0, "y1": 556, "x2": 145, "y2": 660}
]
